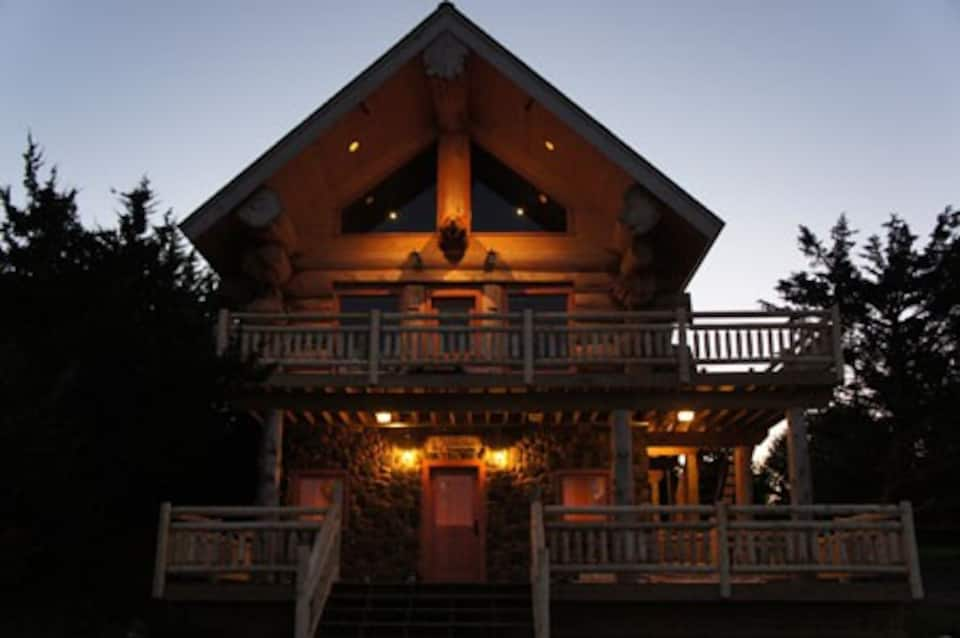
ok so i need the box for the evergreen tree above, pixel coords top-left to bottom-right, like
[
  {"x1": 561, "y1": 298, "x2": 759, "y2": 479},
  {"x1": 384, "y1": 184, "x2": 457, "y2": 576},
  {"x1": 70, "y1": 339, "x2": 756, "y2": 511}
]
[
  {"x1": 760, "y1": 209, "x2": 960, "y2": 518},
  {"x1": 0, "y1": 140, "x2": 258, "y2": 636}
]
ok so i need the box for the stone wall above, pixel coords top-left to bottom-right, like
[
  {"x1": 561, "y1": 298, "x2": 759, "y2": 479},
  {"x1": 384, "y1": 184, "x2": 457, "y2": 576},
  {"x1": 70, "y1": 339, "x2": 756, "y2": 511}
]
[
  {"x1": 284, "y1": 423, "x2": 649, "y2": 583},
  {"x1": 283, "y1": 423, "x2": 421, "y2": 582}
]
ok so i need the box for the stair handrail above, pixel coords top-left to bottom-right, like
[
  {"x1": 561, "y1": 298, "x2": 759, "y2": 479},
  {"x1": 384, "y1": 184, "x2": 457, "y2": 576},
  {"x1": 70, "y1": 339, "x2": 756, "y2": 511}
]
[
  {"x1": 530, "y1": 496, "x2": 550, "y2": 638},
  {"x1": 294, "y1": 484, "x2": 343, "y2": 638}
]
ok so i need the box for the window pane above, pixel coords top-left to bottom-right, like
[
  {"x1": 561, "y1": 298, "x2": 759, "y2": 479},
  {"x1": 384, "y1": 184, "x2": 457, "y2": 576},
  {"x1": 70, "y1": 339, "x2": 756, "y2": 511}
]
[
  {"x1": 471, "y1": 143, "x2": 566, "y2": 232},
  {"x1": 561, "y1": 473, "x2": 608, "y2": 522},
  {"x1": 341, "y1": 144, "x2": 437, "y2": 233},
  {"x1": 339, "y1": 295, "x2": 399, "y2": 318}
]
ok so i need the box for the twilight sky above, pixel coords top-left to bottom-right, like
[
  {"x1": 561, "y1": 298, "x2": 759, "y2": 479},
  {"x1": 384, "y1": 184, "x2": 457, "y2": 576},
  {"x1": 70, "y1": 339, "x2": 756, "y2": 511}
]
[{"x1": 2, "y1": 0, "x2": 958, "y2": 311}]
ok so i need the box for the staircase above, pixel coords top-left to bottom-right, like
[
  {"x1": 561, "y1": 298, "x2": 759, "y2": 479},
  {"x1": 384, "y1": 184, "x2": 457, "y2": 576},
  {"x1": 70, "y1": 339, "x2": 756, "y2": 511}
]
[{"x1": 316, "y1": 583, "x2": 533, "y2": 638}]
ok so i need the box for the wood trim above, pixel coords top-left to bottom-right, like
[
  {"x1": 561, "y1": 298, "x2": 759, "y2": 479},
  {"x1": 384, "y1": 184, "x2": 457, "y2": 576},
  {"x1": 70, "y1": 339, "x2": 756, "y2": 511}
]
[{"x1": 419, "y1": 459, "x2": 487, "y2": 582}]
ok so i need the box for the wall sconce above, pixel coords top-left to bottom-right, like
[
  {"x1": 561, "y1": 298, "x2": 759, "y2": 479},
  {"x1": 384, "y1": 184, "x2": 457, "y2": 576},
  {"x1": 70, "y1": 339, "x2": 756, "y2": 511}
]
[
  {"x1": 484, "y1": 250, "x2": 498, "y2": 272},
  {"x1": 487, "y1": 448, "x2": 512, "y2": 471},
  {"x1": 393, "y1": 447, "x2": 420, "y2": 470},
  {"x1": 409, "y1": 251, "x2": 423, "y2": 271}
]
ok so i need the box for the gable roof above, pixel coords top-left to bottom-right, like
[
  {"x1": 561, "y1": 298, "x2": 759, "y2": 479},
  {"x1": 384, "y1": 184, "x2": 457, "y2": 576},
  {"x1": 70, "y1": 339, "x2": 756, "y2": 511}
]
[{"x1": 180, "y1": 2, "x2": 724, "y2": 261}]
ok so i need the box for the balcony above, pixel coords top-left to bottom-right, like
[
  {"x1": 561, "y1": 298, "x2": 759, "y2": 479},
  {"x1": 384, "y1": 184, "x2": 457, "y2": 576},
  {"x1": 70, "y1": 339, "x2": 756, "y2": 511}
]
[{"x1": 217, "y1": 307, "x2": 842, "y2": 391}]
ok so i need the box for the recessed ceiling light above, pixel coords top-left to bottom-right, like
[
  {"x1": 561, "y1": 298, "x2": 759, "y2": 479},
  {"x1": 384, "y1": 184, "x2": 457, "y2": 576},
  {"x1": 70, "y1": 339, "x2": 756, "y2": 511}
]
[
  {"x1": 538, "y1": 193, "x2": 548, "y2": 204},
  {"x1": 348, "y1": 140, "x2": 360, "y2": 153},
  {"x1": 515, "y1": 207, "x2": 525, "y2": 216},
  {"x1": 544, "y1": 140, "x2": 556, "y2": 151},
  {"x1": 388, "y1": 210, "x2": 398, "y2": 220}
]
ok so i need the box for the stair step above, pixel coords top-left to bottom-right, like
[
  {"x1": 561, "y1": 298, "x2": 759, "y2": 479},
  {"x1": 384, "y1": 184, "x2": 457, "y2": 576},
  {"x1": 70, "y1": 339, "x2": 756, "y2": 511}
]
[{"x1": 317, "y1": 583, "x2": 533, "y2": 637}]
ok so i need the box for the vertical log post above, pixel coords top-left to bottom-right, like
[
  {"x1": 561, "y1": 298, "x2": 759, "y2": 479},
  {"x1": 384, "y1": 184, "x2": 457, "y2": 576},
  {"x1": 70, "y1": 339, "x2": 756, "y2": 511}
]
[
  {"x1": 215, "y1": 309, "x2": 231, "y2": 356},
  {"x1": 523, "y1": 309, "x2": 535, "y2": 384},
  {"x1": 786, "y1": 408, "x2": 813, "y2": 506},
  {"x1": 611, "y1": 409, "x2": 634, "y2": 584},
  {"x1": 733, "y1": 446, "x2": 754, "y2": 506},
  {"x1": 716, "y1": 502, "x2": 732, "y2": 599},
  {"x1": 295, "y1": 544, "x2": 311, "y2": 638},
  {"x1": 368, "y1": 309, "x2": 381, "y2": 385},
  {"x1": 686, "y1": 449, "x2": 700, "y2": 506},
  {"x1": 152, "y1": 501, "x2": 172, "y2": 598},
  {"x1": 676, "y1": 306, "x2": 691, "y2": 383},
  {"x1": 257, "y1": 410, "x2": 285, "y2": 507},
  {"x1": 831, "y1": 304, "x2": 844, "y2": 383},
  {"x1": 611, "y1": 410, "x2": 635, "y2": 507},
  {"x1": 899, "y1": 500, "x2": 924, "y2": 600}
]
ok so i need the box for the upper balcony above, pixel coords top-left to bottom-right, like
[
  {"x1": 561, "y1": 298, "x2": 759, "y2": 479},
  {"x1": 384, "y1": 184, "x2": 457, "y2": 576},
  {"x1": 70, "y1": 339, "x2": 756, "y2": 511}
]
[{"x1": 217, "y1": 307, "x2": 842, "y2": 393}]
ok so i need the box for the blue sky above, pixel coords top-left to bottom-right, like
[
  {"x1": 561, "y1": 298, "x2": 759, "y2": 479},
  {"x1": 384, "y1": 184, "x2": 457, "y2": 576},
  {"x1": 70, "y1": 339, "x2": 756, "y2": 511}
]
[{"x1": 2, "y1": 0, "x2": 958, "y2": 311}]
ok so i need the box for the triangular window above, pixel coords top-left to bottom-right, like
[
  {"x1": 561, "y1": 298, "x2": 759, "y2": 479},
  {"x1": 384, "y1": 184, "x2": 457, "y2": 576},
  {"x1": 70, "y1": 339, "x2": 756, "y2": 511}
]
[
  {"x1": 471, "y1": 143, "x2": 566, "y2": 232},
  {"x1": 341, "y1": 144, "x2": 437, "y2": 233}
]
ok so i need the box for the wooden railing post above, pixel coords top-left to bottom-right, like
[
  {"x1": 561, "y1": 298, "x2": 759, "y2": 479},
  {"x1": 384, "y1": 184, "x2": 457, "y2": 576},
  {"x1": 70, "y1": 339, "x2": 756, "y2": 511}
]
[
  {"x1": 899, "y1": 501, "x2": 924, "y2": 600},
  {"x1": 676, "y1": 306, "x2": 691, "y2": 383},
  {"x1": 215, "y1": 309, "x2": 230, "y2": 356},
  {"x1": 332, "y1": 482, "x2": 344, "y2": 581},
  {"x1": 523, "y1": 309, "x2": 534, "y2": 384},
  {"x1": 294, "y1": 544, "x2": 311, "y2": 638},
  {"x1": 368, "y1": 309, "x2": 381, "y2": 385},
  {"x1": 152, "y1": 501, "x2": 172, "y2": 598},
  {"x1": 830, "y1": 305, "x2": 844, "y2": 383},
  {"x1": 716, "y1": 502, "x2": 731, "y2": 599}
]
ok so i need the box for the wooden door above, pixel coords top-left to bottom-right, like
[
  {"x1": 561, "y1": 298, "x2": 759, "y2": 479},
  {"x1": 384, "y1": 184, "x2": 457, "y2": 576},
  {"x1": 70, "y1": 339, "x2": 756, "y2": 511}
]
[{"x1": 422, "y1": 464, "x2": 485, "y2": 582}]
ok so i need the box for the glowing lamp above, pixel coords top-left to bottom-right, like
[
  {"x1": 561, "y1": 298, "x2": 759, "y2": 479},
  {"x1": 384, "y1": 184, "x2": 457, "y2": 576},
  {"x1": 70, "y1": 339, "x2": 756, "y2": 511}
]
[
  {"x1": 515, "y1": 207, "x2": 525, "y2": 216},
  {"x1": 489, "y1": 449, "x2": 510, "y2": 470},
  {"x1": 544, "y1": 140, "x2": 556, "y2": 151},
  {"x1": 348, "y1": 140, "x2": 360, "y2": 153},
  {"x1": 396, "y1": 448, "x2": 418, "y2": 469},
  {"x1": 388, "y1": 210, "x2": 398, "y2": 220},
  {"x1": 677, "y1": 410, "x2": 695, "y2": 423},
  {"x1": 375, "y1": 411, "x2": 392, "y2": 425}
]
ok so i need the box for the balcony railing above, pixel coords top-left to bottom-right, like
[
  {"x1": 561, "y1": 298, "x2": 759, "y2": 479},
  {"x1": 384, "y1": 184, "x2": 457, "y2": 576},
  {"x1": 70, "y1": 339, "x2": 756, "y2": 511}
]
[
  {"x1": 531, "y1": 502, "x2": 923, "y2": 602},
  {"x1": 217, "y1": 307, "x2": 842, "y2": 385},
  {"x1": 153, "y1": 496, "x2": 344, "y2": 638}
]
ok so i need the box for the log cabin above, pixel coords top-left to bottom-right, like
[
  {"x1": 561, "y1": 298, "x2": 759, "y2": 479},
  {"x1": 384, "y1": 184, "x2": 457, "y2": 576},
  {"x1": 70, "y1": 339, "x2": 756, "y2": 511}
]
[{"x1": 152, "y1": 4, "x2": 923, "y2": 637}]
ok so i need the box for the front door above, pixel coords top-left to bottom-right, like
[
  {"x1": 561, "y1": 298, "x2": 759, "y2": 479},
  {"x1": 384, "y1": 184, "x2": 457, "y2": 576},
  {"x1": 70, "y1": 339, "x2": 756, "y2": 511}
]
[{"x1": 421, "y1": 464, "x2": 485, "y2": 582}]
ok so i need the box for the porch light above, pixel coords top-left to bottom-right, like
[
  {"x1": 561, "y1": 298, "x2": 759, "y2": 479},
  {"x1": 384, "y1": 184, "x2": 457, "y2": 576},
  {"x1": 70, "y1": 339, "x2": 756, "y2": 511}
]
[
  {"x1": 544, "y1": 140, "x2": 556, "y2": 151},
  {"x1": 375, "y1": 411, "x2": 392, "y2": 425},
  {"x1": 677, "y1": 410, "x2": 695, "y2": 423},
  {"x1": 489, "y1": 449, "x2": 510, "y2": 470},
  {"x1": 348, "y1": 140, "x2": 360, "y2": 153},
  {"x1": 395, "y1": 448, "x2": 419, "y2": 469}
]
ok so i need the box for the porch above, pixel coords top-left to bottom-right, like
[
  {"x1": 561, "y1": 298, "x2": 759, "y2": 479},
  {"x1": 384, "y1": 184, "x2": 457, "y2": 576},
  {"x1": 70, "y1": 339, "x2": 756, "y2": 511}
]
[{"x1": 152, "y1": 501, "x2": 922, "y2": 638}]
